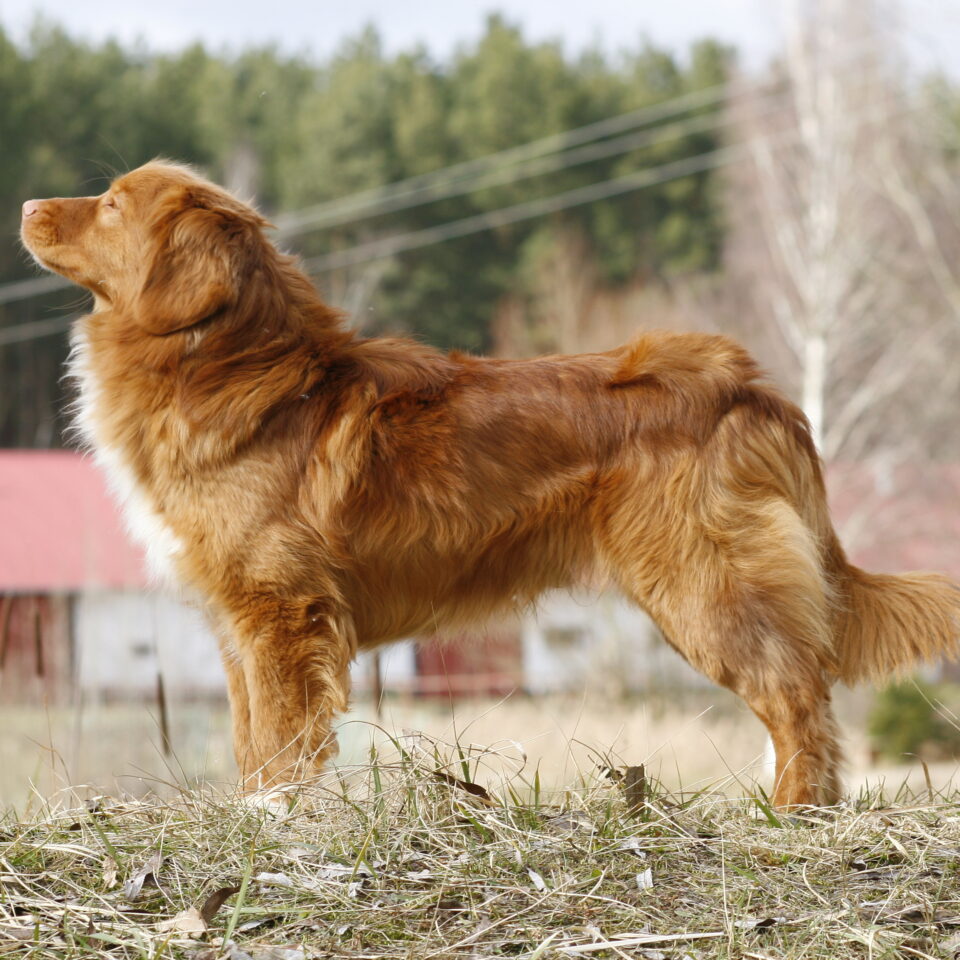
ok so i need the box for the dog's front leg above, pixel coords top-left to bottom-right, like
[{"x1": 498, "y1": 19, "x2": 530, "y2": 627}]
[
  {"x1": 231, "y1": 598, "x2": 354, "y2": 789},
  {"x1": 222, "y1": 646, "x2": 254, "y2": 782},
  {"x1": 208, "y1": 614, "x2": 255, "y2": 782}
]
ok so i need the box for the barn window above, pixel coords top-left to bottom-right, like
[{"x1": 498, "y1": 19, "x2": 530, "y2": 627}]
[
  {"x1": 543, "y1": 626, "x2": 588, "y2": 649},
  {"x1": 130, "y1": 641, "x2": 154, "y2": 659}
]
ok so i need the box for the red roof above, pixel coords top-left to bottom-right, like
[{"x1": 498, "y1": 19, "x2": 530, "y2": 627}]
[{"x1": 0, "y1": 450, "x2": 147, "y2": 591}]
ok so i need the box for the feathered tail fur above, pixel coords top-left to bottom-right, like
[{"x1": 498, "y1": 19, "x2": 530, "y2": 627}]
[{"x1": 829, "y1": 542, "x2": 960, "y2": 684}]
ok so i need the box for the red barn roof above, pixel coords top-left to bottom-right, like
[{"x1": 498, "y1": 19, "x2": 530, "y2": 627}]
[{"x1": 0, "y1": 450, "x2": 147, "y2": 591}]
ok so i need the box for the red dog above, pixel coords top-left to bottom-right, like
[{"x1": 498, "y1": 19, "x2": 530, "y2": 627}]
[{"x1": 21, "y1": 161, "x2": 960, "y2": 807}]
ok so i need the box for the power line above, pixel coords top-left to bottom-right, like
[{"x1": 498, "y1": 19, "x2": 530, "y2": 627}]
[
  {"x1": 273, "y1": 33, "x2": 892, "y2": 238},
  {"x1": 1, "y1": 101, "x2": 727, "y2": 310},
  {"x1": 273, "y1": 83, "x2": 730, "y2": 237},
  {"x1": 0, "y1": 274, "x2": 71, "y2": 306},
  {"x1": 302, "y1": 145, "x2": 744, "y2": 274},
  {"x1": 1, "y1": 86, "x2": 918, "y2": 346},
  {"x1": 0, "y1": 36, "x2": 909, "y2": 337},
  {"x1": 277, "y1": 110, "x2": 738, "y2": 237},
  {"x1": 301, "y1": 87, "x2": 919, "y2": 274},
  {"x1": 0, "y1": 315, "x2": 73, "y2": 346},
  {"x1": 0, "y1": 146, "x2": 741, "y2": 346},
  {"x1": 0, "y1": 90, "x2": 909, "y2": 345}
]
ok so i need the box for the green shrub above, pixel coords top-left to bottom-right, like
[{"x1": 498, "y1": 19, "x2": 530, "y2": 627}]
[{"x1": 868, "y1": 679, "x2": 960, "y2": 761}]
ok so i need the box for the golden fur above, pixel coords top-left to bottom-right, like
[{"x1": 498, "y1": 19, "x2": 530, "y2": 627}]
[{"x1": 20, "y1": 161, "x2": 960, "y2": 807}]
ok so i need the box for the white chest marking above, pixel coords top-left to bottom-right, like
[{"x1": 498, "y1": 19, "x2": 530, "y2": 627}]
[{"x1": 68, "y1": 328, "x2": 184, "y2": 585}]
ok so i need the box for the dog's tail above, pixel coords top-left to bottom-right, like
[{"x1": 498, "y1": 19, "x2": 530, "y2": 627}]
[
  {"x1": 726, "y1": 377, "x2": 960, "y2": 685},
  {"x1": 829, "y1": 547, "x2": 960, "y2": 684}
]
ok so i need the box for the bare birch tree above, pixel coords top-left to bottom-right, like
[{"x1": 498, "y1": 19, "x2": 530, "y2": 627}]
[{"x1": 724, "y1": 0, "x2": 960, "y2": 551}]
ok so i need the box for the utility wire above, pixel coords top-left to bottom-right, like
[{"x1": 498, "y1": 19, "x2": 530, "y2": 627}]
[
  {"x1": 303, "y1": 86, "x2": 918, "y2": 273},
  {"x1": 302, "y1": 145, "x2": 743, "y2": 273},
  {"x1": 0, "y1": 88, "x2": 912, "y2": 344},
  {"x1": 274, "y1": 33, "x2": 890, "y2": 237},
  {"x1": 277, "y1": 109, "x2": 748, "y2": 238},
  {"x1": 0, "y1": 36, "x2": 910, "y2": 336},
  {"x1": 0, "y1": 273, "x2": 71, "y2": 306},
  {"x1": 0, "y1": 314, "x2": 74, "y2": 346},
  {"x1": 273, "y1": 83, "x2": 730, "y2": 236},
  {"x1": 0, "y1": 90, "x2": 735, "y2": 307},
  {"x1": 0, "y1": 87, "x2": 730, "y2": 307}
]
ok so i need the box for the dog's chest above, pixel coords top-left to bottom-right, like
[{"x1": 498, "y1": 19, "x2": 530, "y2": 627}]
[{"x1": 69, "y1": 331, "x2": 184, "y2": 586}]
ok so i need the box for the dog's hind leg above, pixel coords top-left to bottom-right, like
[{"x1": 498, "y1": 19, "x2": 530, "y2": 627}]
[
  {"x1": 630, "y1": 587, "x2": 841, "y2": 808},
  {"x1": 745, "y1": 673, "x2": 843, "y2": 808},
  {"x1": 610, "y1": 499, "x2": 842, "y2": 808},
  {"x1": 673, "y1": 621, "x2": 841, "y2": 807}
]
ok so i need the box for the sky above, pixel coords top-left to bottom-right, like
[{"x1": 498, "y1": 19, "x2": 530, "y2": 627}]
[
  {"x1": 0, "y1": 0, "x2": 955, "y2": 74},
  {"x1": 0, "y1": 0, "x2": 780, "y2": 60}
]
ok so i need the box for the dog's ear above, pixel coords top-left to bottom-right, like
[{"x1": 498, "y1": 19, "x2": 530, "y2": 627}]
[{"x1": 135, "y1": 204, "x2": 241, "y2": 335}]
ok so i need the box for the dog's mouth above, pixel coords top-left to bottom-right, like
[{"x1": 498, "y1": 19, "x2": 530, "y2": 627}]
[
  {"x1": 21, "y1": 244, "x2": 62, "y2": 276},
  {"x1": 20, "y1": 219, "x2": 63, "y2": 269},
  {"x1": 20, "y1": 238, "x2": 110, "y2": 303},
  {"x1": 22, "y1": 245, "x2": 74, "y2": 284}
]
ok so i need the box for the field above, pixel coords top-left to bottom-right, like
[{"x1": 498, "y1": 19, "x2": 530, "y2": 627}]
[
  {"x1": 4, "y1": 692, "x2": 960, "y2": 957},
  {"x1": 4, "y1": 716, "x2": 960, "y2": 959},
  {"x1": 2, "y1": 687, "x2": 955, "y2": 812}
]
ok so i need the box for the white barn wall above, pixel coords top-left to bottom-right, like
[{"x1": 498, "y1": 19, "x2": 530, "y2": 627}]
[
  {"x1": 74, "y1": 589, "x2": 706, "y2": 701},
  {"x1": 74, "y1": 591, "x2": 225, "y2": 699},
  {"x1": 352, "y1": 642, "x2": 418, "y2": 692},
  {"x1": 521, "y1": 590, "x2": 710, "y2": 694},
  {"x1": 75, "y1": 590, "x2": 420, "y2": 700}
]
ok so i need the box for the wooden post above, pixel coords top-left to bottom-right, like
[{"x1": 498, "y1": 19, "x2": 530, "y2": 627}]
[
  {"x1": 0, "y1": 595, "x2": 13, "y2": 671},
  {"x1": 33, "y1": 596, "x2": 45, "y2": 679},
  {"x1": 371, "y1": 651, "x2": 383, "y2": 723},
  {"x1": 156, "y1": 670, "x2": 173, "y2": 758}
]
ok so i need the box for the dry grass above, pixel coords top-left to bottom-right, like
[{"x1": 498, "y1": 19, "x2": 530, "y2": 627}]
[
  {"x1": 4, "y1": 691, "x2": 770, "y2": 810},
  {"x1": 4, "y1": 689, "x2": 956, "y2": 811},
  {"x1": 4, "y1": 730, "x2": 960, "y2": 959},
  {"x1": 0, "y1": 703, "x2": 235, "y2": 810}
]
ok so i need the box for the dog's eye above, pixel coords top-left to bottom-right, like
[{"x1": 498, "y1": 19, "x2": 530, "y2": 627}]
[{"x1": 102, "y1": 197, "x2": 118, "y2": 210}]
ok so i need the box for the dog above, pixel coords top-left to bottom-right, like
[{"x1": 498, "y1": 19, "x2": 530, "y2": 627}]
[{"x1": 20, "y1": 160, "x2": 960, "y2": 808}]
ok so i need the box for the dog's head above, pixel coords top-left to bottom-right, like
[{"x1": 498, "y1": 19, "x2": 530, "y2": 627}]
[{"x1": 20, "y1": 161, "x2": 269, "y2": 335}]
